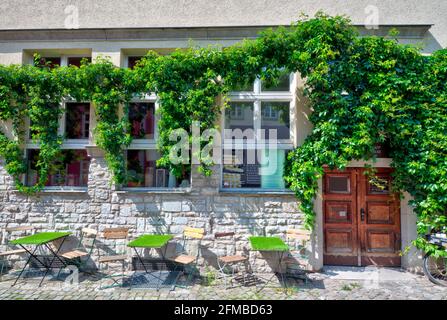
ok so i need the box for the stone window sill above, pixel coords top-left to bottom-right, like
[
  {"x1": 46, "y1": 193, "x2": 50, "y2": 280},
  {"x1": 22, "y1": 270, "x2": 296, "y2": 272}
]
[
  {"x1": 117, "y1": 187, "x2": 192, "y2": 194},
  {"x1": 11, "y1": 187, "x2": 88, "y2": 194},
  {"x1": 219, "y1": 189, "x2": 295, "y2": 196}
]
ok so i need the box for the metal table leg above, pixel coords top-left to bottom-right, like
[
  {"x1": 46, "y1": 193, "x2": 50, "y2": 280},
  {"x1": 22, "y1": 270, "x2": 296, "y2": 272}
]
[
  {"x1": 39, "y1": 237, "x2": 68, "y2": 287},
  {"x1": 12, "y1": 245, "x2": 44, "y2": 287}
]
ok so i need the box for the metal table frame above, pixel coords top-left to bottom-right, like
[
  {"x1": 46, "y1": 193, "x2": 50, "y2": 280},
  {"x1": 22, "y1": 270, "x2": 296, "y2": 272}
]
[
  {"x1": 248, "y1": 236, "x2": 289, "y2": 292},
  {"x1": 127, "y1": 234, "x2": 174, "y2": 291},
  {"x1": 11, "y1": 232, "x2": 71, "y2": 287}
]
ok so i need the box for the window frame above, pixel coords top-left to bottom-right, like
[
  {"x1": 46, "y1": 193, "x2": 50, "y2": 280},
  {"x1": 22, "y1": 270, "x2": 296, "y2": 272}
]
[
  {"x1": 221, "y1": 75, "x2": 296, "y2": 193},
  {"x1": 24, "y1": 51, "x2": 92, "y2": 189},
  {"x1": 121, "y1": 95, "x2": 191, "y2": 191}
]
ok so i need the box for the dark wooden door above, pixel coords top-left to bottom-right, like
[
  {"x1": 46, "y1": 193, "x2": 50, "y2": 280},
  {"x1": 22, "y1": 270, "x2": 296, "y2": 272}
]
[{"x1": 323, "y1": 168, "x2": 401, "y2": 267}]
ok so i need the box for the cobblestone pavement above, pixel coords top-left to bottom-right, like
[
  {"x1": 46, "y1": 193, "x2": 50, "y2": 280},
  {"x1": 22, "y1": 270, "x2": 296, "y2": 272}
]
[{"x1": 0, "y1": 268, "x2": 446, "y2": 300}]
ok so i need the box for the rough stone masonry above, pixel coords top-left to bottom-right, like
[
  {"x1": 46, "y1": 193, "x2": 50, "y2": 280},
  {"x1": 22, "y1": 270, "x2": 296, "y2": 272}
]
[{"x1": 0, "y1": 149, "x2": 311, "y2": 273}]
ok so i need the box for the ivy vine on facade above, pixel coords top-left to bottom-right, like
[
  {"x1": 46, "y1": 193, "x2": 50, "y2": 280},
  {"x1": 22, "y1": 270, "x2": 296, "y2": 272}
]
[{"x1": 0, "y1": 13, "x2": 446, "y2": 259}]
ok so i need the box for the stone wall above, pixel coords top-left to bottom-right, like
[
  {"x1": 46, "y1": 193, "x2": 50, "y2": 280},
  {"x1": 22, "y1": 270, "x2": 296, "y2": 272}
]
[{"x1": 0, "y1": 148, "x2": 308, "y2": 273}]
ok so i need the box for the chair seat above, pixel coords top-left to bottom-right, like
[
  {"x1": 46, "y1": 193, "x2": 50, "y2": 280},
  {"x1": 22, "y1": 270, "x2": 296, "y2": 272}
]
[
  {"x1": 98, "y1": 255, "x2": 127, "y2": 263},
  {"x1": 219, "y1": 255, "x2": 248, "y2": 264},
  {"x1": 169, "y1": 255, "x2": 196, "y2": 265},
  {"x1": 60, "y1": 250, "x2": 89, "y2": 259},
  {"x1": 0, "y1": 249, "x2": 26, "y2": 257}
]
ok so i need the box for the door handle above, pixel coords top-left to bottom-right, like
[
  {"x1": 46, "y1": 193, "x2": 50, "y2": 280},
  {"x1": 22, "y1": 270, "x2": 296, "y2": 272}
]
[{"x1": 360, "y1": 208, "x2": 365, "y2": 222}]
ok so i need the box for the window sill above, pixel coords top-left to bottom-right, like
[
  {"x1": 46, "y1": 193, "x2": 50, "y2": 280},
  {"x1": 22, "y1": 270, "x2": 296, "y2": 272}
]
[
  {"x1": 11, "y1": 187, "x2": 88, "y2": 194},
  {"x1": 219, "y1": 189, "x2": 295, "y2": 196},
  {"x1": 117, "y1": 187, "x2": 191, "y2": 194}
]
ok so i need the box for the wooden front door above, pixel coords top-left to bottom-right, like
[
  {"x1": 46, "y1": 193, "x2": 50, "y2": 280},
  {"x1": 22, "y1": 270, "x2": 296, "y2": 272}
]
[{"x1": 323, "y1": 168, "x2": 401, "y2": 267}]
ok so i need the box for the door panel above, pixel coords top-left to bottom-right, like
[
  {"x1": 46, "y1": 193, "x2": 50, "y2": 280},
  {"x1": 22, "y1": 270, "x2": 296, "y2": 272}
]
[
  {"x1": 323, "y1": 168, "x2": 401, "y2": 267},
  {"x1": 323, "y1": 170, "x2": 358, "y2": 266}
]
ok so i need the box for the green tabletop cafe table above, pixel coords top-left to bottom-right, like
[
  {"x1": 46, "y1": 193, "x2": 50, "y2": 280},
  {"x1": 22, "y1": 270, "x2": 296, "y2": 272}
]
[
  {"x1": 10, "y1": 232, "x2": 71, "y2": 286},
  {"x1": 249, "y1": 236, "x2": 289, "y2": 290},
  {"x1": 127, "y1": 234, "x2": 174, "y2": 290}
]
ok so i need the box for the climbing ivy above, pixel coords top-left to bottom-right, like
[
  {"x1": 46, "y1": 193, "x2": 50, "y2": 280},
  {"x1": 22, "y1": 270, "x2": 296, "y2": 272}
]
[{"x1": 0, "y1": 13, "x2": 446, "y2": 255}]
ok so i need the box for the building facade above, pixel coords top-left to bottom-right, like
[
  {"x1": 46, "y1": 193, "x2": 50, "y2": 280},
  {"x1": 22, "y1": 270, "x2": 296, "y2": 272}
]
[{"x1": 0, "y1": 0, "x2": 446, "y2": 272}]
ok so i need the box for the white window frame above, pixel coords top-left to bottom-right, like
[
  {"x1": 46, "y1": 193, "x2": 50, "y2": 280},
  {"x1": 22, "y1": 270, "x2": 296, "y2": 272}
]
[
  {"x1": 221, "y1": 74, "x2": 295, "y2": 192},
  {"x1": 122, "y1": 95, "x2": 190, "y2": 191},
  {"x1": 24, "y1": 52, "x2": 92, "y2": 190}
]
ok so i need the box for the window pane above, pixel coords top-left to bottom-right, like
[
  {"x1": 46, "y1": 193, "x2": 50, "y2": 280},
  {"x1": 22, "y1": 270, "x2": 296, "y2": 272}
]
[
  {"x1": 35, "y1": 57, "x2": 61, "y2": 69},
  {"x1": 27, "y1": 149, "x2": 90, "y2": 187},
  {"x1": 65, "y1": 103, "x2": 90, "y2": 139},
  {"x1": 261, "y1": 101, "x2": 290, "y2": 140},
  {"x1": 261, "y1": 71, "x2": 290, "y2": 92},
  {"x1": 224, "y1": 102, "x2": 254, "y2": 140},
  {"x1": 126, "y1": 150, "x2": 187, "y2": 188},
  {"x1": 230, "y1": 81, "x2": 254, "y2": 92},
  {"x1": 67, "y1": 57, "x2": 91, "y2": 67},
  {"x1": 128, "y1": 56, "x2": 142, "y2": 69},
  {"x1": 328, "y1": 176, "x2": 350, "y2": 194},
  {"x1": 128, "y1": 103, "x2": 155, "y2": 139},
  {"x1": 222, "y1": 149, "x2": 288, "y2": 189}
]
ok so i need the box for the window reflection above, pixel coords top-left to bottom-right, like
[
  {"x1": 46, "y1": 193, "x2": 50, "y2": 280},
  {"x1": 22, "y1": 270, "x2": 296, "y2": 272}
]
[
  {"x1": 27, "y1": 149, "x2": 90, "y2": 187},
  {"x1": 128, "y1": 103, "x2": 155, "y2": 139}
]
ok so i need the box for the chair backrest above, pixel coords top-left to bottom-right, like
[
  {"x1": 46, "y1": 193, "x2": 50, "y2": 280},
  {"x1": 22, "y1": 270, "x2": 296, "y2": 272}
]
[
  {"x1": 3, "y1": 226, "x2": 35, "y2": 245},
  {"x1": 183, "y1": 227, "x2": 205, "y2": 240},
  {"x1": 214, "y1": 231, "x2": 237, "y2": 256},
  {"x1": 77, "y1": 228, "x2": 98, "y2": 254},
  {"x1": 179, "y1": 227, "x2": 205, "y2": 258},
  {"x1": 103, "y1": 227, "x2": 129, "y2": 240},
  {"x1": 214, "y1": 232, "x2": 235, "y2": 239},
  {"x1": 101, "y1": 227, "x2": 129, "y2": 255},
  {"x1": 286, "y1": 229, "x2": 311, "y2": 251}
]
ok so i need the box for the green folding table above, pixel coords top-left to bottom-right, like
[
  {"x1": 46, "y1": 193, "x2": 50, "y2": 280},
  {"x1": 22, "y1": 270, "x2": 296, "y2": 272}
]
[
  {"x1": 127, "y1": 234, "x2": 174, "y2": 290},
  {"x1": 249, "y1": 236, "x2": 289, "y2": 291},
  {"x1": 10, "y1": 231, "x2": 71, "y2": 287}
]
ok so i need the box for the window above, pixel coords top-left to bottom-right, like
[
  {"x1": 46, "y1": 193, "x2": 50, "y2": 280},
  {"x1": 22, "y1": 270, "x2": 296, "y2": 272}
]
[
  {"x1": 261, "y1": 101, "x2": 290, "y2": 140},
  {"x1": 223, "y1": 73, "x2": 294, "y2": 190},
  {"x1": 126, "y1": 150, "x2": 187, "y2": 188},
  {"x1": 128, "y1": 56, "x2": 142, "y2": 69},
  {"x1": 224, "y1": 102, "x2": 255, "y2": 140},
  {"x1": 65, "y1": 102, "x2": 90, "y2": 139},
  {"x1": 33, "y1": 55, "x2": 91, "y2": 68},
  {"x1": 26, "y1": 53, "x2": 92, "y2": 188},
  {"x1": 125, "y1": 100, "x2": 190, "y2": 189},
  {"x1": 35, "y1": 57, "x2": 61, "y2": 69},
  {"x1": 67, "y1": 57, "x2": 91, "y2": 67},
  {"x1": 261, "y1": 70, "x2": 291, "y2": 92},
  {"x1": 128, "y1": 102, "x2": 155, "y2": 139},
  {"x1": 222, "y1": 149, "x2": 289, "y2": 189},
  {"x1": 26, "y1": 149, "x2": 90, "y2": 187}
]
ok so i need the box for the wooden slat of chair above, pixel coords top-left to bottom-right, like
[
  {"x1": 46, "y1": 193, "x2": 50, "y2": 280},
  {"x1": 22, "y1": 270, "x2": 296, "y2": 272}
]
[
  {"x1": 103, "y1": 227, "x2": 129, "y2": 239},
  {"x1": 184, "y1": 227, "x2": 205, "y2": 239},
  {"x1": 0, "y1": 249, "x2": 26, "y2": 257},
  {"x1": 287, "y1": 229, "x2": 311, "y2": 241},
  {"x1": 214, "y1": 232, "x2": 235, "y2": 238},
  {"x1": 5, "y1": 226, "x2": 34, "y2": 232}
]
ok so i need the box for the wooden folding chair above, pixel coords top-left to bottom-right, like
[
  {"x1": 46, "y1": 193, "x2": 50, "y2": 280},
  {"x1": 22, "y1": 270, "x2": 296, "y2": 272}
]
[
  {"x1": 97, "y1": 227, "x2": 129, "y2": 289},
  {"x1": 169, "y1": 226, "x2": 205, "y2": 287},
  {"x1": 214, "y1": 231, "x2": 249, "y2": 288},
  {"x1": 0, "y1": 226, "x2": 35, "y2": 281},
  {"x1": 283, "y1": 229, "x2": 311, "y2": 283},
  {"x1": 59, "y1": 228, "x2": 98, "y2": 272}
]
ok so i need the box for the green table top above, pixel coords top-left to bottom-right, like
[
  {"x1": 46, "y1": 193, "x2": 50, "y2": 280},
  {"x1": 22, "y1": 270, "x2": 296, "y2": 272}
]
[
  {"x1": 10, "y1": 232, "x2": 71, "y2": 246},
  {"x1": 249, "y1": 236, "x2": 289, "y2": 252},
  {"x1": 127, "y1": 235, "x2": 173, "y2": 248}
]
